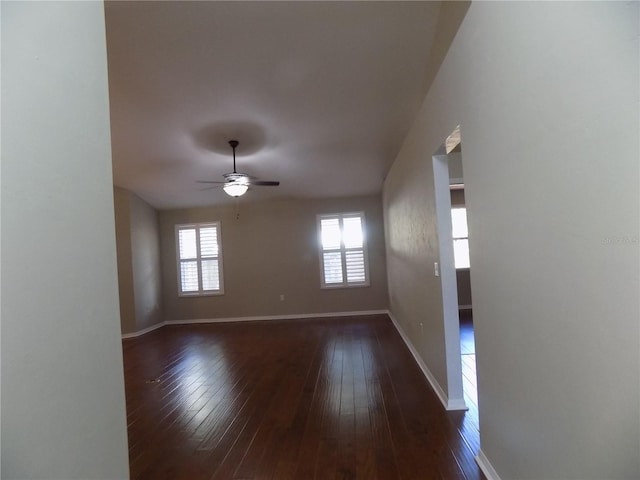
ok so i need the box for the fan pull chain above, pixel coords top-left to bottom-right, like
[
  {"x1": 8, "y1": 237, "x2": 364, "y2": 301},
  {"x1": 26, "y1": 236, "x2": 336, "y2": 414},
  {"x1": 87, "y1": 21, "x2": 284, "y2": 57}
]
[{"x1": 235, "y1": 197, "x2": 240, "y2": 220}]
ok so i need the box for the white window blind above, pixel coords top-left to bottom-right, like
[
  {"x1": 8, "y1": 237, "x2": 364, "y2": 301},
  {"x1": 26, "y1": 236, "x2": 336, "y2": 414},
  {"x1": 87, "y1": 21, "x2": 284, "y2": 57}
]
[
  {"x1": 176, "y1": 222, "x2": 223, "y2": 295},
  {"x1": 318, "y1": 213, "x2": 369, "y2": 288}
]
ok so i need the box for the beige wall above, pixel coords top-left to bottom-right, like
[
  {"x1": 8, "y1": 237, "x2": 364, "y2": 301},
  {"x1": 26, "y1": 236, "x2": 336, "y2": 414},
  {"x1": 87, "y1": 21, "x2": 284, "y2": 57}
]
[
  {"x1": 384, "y1": 2, "x2": 639, "y2": 479},
  {"x1": 384, "y1": 123, "x2": 448, "y2": 397},
  {"x1": 448, "y1": 151, "x2": 464, "y2": 182},
  {"x1": 160, "y1": 195, "x2": 388, "y2": 321},
  {"x1": 456, "y1": 269, "x2": 472, "y2": 308},
  {"x1": 130, "y1": 191, "x2": 164, "y2": 331},
  {"x1": 114, "y1": 187, "x2": 164, "y2": 334},
  {"x1": 1, "y1": 1, "x2": 130, "y2": 477},
  {"x1": 114, "y1": 187, "x2": 136, "y2": 333},
  {"x1": 450, "y1": 188, "x2": 465, "y2": 207}
]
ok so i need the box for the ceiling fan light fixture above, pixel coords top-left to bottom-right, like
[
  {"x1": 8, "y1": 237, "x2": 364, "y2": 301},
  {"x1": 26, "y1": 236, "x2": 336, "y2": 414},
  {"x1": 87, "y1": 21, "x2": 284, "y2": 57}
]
[
  {"x1": 223, "y1": 179, "x2": 249, "y2": 197},
  {"x1": 197, "y1": 140, "x2": 279, "y2": 197}
]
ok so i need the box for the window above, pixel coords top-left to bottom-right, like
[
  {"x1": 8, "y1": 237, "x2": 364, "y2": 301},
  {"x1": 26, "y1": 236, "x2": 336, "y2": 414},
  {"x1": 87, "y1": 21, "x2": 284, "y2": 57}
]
[
  {"x1": 318, "y1": 212, "x2": 369, "y2": 288},
  {"x1": 175, "y1": 222, "x2": 223, "y2": 295},
  {"x1": 451, "y1": 207, "x2": 470, "y2": 269}
]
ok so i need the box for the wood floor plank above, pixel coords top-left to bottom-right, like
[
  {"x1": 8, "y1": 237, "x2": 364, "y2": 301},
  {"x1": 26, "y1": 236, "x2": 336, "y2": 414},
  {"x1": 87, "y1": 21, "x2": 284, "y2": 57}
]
[{"x1": 122, "y1": 315, "x2": 485, "y2": 480}]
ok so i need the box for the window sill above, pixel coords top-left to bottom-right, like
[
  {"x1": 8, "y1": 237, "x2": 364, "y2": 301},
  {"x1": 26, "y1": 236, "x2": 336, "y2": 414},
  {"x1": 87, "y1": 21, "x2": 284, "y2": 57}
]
[
  {"x1": 321, "y1": 283, "x2": 370, "y2": 290},
  {"x1": 178, "y1": 291, "x2": 224, "y2": 298}
]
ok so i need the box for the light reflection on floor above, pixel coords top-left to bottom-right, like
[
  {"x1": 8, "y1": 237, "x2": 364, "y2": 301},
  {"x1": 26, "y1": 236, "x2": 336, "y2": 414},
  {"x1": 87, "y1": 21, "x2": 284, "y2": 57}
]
[
  {"x1": 460, "y1": 311, "x2": 478, "y2": 424},
  {"x1": 173, "y1": 340, "x2": 233, "y2": 431}
]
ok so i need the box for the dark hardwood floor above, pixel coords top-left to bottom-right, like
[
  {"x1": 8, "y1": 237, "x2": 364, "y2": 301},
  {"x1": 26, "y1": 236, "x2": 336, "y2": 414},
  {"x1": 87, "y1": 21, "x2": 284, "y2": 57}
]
[{"x1": 122, "y1": 314, "x2": 485, "y2": 480}]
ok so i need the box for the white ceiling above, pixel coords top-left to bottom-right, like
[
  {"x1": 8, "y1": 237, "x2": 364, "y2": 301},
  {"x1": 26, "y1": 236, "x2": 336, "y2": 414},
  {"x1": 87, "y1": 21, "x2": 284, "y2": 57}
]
[{"x1": 105, "y1": 1, "x2": 444, "y2": 209}]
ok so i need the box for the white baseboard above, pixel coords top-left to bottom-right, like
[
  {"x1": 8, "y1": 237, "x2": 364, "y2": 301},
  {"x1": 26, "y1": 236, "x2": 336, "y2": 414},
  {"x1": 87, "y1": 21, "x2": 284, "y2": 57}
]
[
  {"x1": 475, "y1": 450, "x2": 502, "y2": 480},
  {"x1": 122, "y1": 310, "x2": 389, "y2": 337},
  {"x1": 387, "y1": 312, "x2": 466, "y2": 411},
  {"x1": 121, "y1": 321, "x2": 166, "y2": 339},
  {"x1": 165, "y1": 310, "x2": 387, "y2": 325}
]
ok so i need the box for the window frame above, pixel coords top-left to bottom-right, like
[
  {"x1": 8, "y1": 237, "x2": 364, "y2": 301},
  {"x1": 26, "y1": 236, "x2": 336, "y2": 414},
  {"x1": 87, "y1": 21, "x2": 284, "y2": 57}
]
[
  {"x1": 175, "y1": 222, "x2": 224, "y2": 297},
  {"x1": 317, "y1": 211, "x2": 370, "y2": 289},
  {"x1": 451, "y1": 207, "x2": 470, "y2": 270}
]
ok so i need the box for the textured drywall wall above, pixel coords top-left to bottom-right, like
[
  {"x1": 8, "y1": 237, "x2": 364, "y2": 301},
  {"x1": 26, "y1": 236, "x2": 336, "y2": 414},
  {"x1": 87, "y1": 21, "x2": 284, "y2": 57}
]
[
  {"x1": 160, "y1": 195, "x2": 388, "y2": 320},
  {"x1": 384, "y1": 139, "x2": 448, "y2": 393},
  {"x1": 384, "y1": 2, "x2": 639, "y2": 478},
  {"x1": 1, "y1": 2, "x2": 130, "y2": 477}
]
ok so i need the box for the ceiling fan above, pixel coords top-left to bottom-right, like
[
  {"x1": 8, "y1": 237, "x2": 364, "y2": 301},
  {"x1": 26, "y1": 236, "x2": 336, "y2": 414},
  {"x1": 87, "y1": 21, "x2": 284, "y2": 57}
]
[{"x1": 198, "y1": 140, "x2": 280, "y2": 197}]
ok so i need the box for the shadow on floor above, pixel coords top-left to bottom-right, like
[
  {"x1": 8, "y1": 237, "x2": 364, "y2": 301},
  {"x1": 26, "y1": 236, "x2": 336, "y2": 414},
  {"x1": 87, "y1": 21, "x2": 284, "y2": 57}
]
[{"x1": 460, "y1": 309, "x2": 475, "y2": 355}]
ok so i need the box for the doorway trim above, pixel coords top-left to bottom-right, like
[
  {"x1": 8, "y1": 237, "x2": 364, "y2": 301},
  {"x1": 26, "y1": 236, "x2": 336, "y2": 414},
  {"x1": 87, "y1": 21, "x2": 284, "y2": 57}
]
[{"x1": 432, "y1": 147, "x2": 466, "y2": 411}]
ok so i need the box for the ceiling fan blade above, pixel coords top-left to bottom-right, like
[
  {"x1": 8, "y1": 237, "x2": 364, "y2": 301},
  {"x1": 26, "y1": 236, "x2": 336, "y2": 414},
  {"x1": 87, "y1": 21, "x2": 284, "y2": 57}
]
[
  {"x1": 197, "y1": 180, "x2": 226, "y2": 184},
  {"x1": 250, "y1": 180, "x2": 280, "y2": 186}
]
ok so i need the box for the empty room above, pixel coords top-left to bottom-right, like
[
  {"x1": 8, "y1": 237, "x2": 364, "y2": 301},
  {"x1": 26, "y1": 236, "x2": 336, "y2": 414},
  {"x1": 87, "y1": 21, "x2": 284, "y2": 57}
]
[{"x1": 2, "y1": 2, "x2": 638, "y2": 480}]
